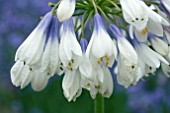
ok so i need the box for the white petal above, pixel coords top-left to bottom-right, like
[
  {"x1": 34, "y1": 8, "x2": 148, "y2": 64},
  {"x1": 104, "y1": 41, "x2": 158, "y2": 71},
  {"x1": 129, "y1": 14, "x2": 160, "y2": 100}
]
[
  {"x1": 120, "y1": 0, "x2": 148, "y2": 31},
  {"x1": 161, "y1": 63, "x2": 170, "y2": 78},
  {"x1": 57, "y1": 0, "x2": 76, "y2": 22},
  {"x1": 118, "y1": 37, "x2": 138, "y2": 63},
  {"x1": 100, "y1": 67, "x2": 113, "y2": 98},
  {"x1": 150, "y1": 37, "x2": 169, "y2": 56},
  {"x1": 147, "y1": 19, "x2": 163, "y2": 37},
  {"x1": 31, "y1": 69, "x2": 49, "y2": 92},
  {"x1": 11, "y1": 61, "x2": 32, "y2": 88},
  {"x1": 134, "y1": 28, "x2": 148, "y2": 42},
  {"x1": 79, "y1": 56, "x2": 96, "y2": 79},
  {"x1": 62, "y1": 70, "x2": 81, "y2": 101}
]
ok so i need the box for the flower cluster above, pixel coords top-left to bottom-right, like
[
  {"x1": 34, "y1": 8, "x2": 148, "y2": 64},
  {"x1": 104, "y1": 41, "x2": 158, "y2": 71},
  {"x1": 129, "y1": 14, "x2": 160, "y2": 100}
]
[{"x1": 11, "y1": 0, "x2": 170, "y2": 101}]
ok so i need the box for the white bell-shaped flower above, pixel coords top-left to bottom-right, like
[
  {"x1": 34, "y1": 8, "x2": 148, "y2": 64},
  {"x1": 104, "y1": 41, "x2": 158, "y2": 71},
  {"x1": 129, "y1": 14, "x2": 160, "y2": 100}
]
[
  {"x1": 121, "y1": 0, "x2": 169, "y2": 42},
  {"x1": 57, "y1": 0, "x2": 76, "y2": 22},
  {"x1": 89, "y1": 67, "x2": 114, "y2": 99},
  {"x1": 110, "y1": 24, "x2": 143, "y2": 88},
  {"x1": 79, "y1": 39, "x2": 97, "y2": 90},
  {"x1": 59, "y1": 18, "x2": 82, "y2": 72},
  {"x1": 148, "y1": 34, "x2": 169, "y2": 56},
  {"x1": 11, "y1": 12, "x2": 60, "y2": 91},
  {"x1": 86, "y1": 14, "x2": 117, "y2": 69},
  {"x1": 134, "y1": 39, "x2": 169, "y2": 68},
  {"x1": 62, "y1": 70, "x2": 82, "y2": 101}
]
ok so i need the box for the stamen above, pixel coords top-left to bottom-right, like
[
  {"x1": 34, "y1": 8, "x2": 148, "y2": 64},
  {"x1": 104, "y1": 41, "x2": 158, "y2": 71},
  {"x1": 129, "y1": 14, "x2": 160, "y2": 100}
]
[
  {"x1": 68, "y1": 62, "x2": 72, "y2": 66},
  {"x1": 29, "y1": 68, "x2": 32, "y2": 71},
  {"x1": 60, "y1": 67, "x2": 63, "y2": 70},
  {"x1": 95, "y1": 85, "x2": 100, "y2": 89},
  {"x1": 87, "y1": 83, "x2": 90, "y2": 87},
  {"x1": 97, "y1": 57, "x2": 103, "y2": 65},
  {"x1": 141, "y1": 27, "x2": 148, "y2": 35},
  {"x1": 105, "y1": 56, "x2": 109, "y2": 67},
  {"x1": 71, "y1": 59, "x2": 74, "y2": 63},
  {"x1": 67, "y1": 66, "x2": 73, "y2": 71},
  {"x1": 103, "y1": 91, "x2": 107, "y2": 96},
  {"x1": 132, "y1": 65, "x2": 135, "y2": 69}
]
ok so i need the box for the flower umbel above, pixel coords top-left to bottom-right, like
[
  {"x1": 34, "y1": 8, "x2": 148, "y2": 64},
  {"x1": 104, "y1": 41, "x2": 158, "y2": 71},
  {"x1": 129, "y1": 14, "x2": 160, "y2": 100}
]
[{"x1": 11, "y1": 0, "x2": 170, "y2": 104}]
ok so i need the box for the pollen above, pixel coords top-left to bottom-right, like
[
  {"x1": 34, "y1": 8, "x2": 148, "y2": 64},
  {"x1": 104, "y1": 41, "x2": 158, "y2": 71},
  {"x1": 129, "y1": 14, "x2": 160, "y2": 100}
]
[
  {"x1": 68, "y1": 62, "x2": 72, "y2": 66},
  {"x1": 71, "y1": 59, "x2": 74, "y2": 63},
  {"x1": 141, "y1": 27, "x2": 148, "y2": 36},
  {"x1": 97, "y1": 57, "x2": 103, "y2": 65},
  {"x1": 105, "y1": 56, "x2": 109, "y2": 67},
  {"x1": 67, "y1": 66, "x2": 73, "y2": 71},
  {"x1": 95, "y1": 85, "x2": 100, "y2": 89},
  {"x1": 29, "y1": 67, "x2": 32, "y2": 71}
]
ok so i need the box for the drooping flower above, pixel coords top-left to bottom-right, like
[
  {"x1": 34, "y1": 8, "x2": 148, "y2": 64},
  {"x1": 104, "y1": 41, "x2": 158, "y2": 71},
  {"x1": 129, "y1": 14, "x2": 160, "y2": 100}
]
[
  {"x1": 79, "y1": 39, "x2": 96, "y2": 90},
  {"x1": 11, "y1": 12, "x2": 60, "y2": 91},
  {"x1": 62, "y1": 70, "x2": 82, "y2": 101},
  {"x1": 86, "y1": 14, "x2": 117, "y2": 69},
  {"x1": 133, "y1": 39, "x2": 169, "y2": 69},
  {"x1": 57, "y1": 0, "x2": 76, "y2": 22},
  {"x1": 121, "y1": 0, "x2": 169, "y2": 42},
  {"x1": 89, "y1": 67, "x2": 114, "y2": 99},
  {"x1": 110, "y1": 24, "x2": 143, "y2": 88},
  {"x1": 59, "y1": 18, "x2": 82, "y2": 72},
  {"x1": 148, "y1": 34, "x2": 169, "y2": 56}
]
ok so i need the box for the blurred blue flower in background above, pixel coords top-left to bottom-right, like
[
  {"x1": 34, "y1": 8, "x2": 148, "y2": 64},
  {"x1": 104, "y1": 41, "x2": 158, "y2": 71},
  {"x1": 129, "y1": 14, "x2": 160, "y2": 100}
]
[{"x1": 0, "y1": 0, "x2": 170, "y2": 113}]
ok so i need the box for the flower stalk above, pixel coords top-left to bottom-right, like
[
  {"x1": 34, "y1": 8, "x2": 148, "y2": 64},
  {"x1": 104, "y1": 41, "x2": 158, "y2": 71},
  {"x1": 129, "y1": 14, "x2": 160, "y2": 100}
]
[{"x1": 95, "y1": 94, "x2": 105, "y2": 113}]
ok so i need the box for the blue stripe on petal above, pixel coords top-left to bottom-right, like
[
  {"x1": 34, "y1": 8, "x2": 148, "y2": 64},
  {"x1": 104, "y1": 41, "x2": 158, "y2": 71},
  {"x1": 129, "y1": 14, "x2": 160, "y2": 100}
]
[
  {"x1": 80, "y1": 38, "x2": 88, "y2": 53},
  {"x1": 109, "y1": 24, "x2": 124, "y2": 40},
  {"x1": 37, "y1": 12, "x2": 53, "y2": 32},
  {"x1": 44, "y1": 14, "x2": 60, "y2": 50},
  {"x1": 62, "y1": 18, "x2": 75, "y2": 33},
  {"x1": 93, "y1": 14, "x2": 106, "y2": 32}
]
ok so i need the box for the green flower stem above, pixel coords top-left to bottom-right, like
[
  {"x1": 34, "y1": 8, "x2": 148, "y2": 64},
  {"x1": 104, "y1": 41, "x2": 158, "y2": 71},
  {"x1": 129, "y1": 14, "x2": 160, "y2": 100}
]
[
  {"x1": 51, "y1": 1, "x2": 61, "y2": 14},
  {"x1": 95, "y1": 94, "x2": 105, "y2": 113},
  {"x1": 106, "y1": 0, "x2": 121, "y2": 11},
  {"x1": 96, "y1": 5, "x2": 110, "y2": 24},
  {"x1": 92, "y1": 0, "x2": 98, "y2": 13}
]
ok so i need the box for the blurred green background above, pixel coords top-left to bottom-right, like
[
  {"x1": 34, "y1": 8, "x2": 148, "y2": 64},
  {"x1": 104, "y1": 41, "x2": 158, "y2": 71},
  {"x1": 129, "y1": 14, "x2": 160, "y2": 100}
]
[{"x1": 0, "y1": 0, "x2": 170, "y2": 113}]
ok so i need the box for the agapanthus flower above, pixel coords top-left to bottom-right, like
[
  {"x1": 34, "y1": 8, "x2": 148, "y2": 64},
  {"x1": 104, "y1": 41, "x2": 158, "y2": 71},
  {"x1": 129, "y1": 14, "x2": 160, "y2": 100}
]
[
  {"x1": 86, "y1": 14, "x2": 117, "y2": 69},
  {"x1": 110, "y1": 24, "x2": 143, "y2": 88},
  {"x1": 11, "y1": 12, "x2": 60, "y2": 91},
  {"x1": 132, "y1": 39, "x2": 169, "y2": 69},
  {"x1": 89, "y1": 67, "x2": 114, "y2": 99},
  {"x1": 121, "y1": 0, "x2": 169, "y2": 42},
  {"x1": 10, "y1": 0, "x2": 170, "y2": 105},
  {"x1": 148, "y1": 34, "x2": 169, "y2": 56},
  {"x1": 57, "y1": 0, "x2": 76, "y2": 22},
  {"x1": 62, "y1": 70, "x2": 82, "y2": 101},
  {"x1": 59, "y1": 18, "x2": 82, "y2": 71},
  {"x1": 79, "y1": 39, "x2": 96, "y2": 90}
]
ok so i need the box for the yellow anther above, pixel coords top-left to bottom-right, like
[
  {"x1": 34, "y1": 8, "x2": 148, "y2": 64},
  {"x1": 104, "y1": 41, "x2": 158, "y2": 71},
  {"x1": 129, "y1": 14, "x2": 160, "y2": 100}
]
[
  {"x1": 66, "y1": 66, "x2": 73, "y2": 71},
  {"x1": 87, "y1": 83, "x2": 90, "y2": 87},
  {"x1": 71, "y1": 59, "x2": 74, "y2": 63},
  {"x1": 141, "y1": 27, "x2": 148, "y2": 35},
  {"x1": 103, "y1": 91, "x2": 107, "y2": 96},
  {"x1": 97, "y1": 60, "x2": 101, "y2": 65},
  {"x1": 97, "y1": 57, "x2": 103, "y2": 65},
  {"x1": 105, "y1": 56, "x2": 109, "y2": 67},
  {"x1": 95, "y1": 85, "x2": 100, "y2": 89},
  {"x1": 68, "y1": 62, "x2": 72, "y2": 66}
]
